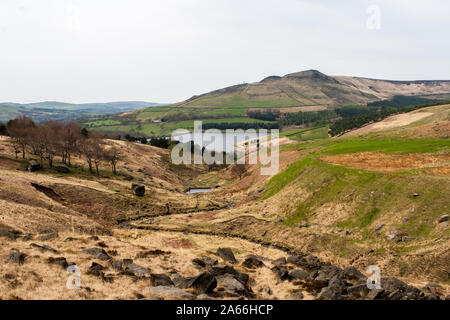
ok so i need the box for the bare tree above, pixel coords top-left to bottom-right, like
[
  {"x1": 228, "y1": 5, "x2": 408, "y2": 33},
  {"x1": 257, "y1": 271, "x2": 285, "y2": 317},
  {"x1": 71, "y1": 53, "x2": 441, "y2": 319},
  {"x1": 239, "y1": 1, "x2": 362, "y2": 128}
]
[
  {"x1": 7, "y1": 115, "x2": 35, "y2": 159},
  {"x1": 78, "y1": 137, "x2": 96, "y2": 173},
  {"x1": 61, "y1": 122, "x2": 82, "y2": 166},
  {"x1": 104, "y1": 145, "x2": 123, "y2": 175},
  {"x1": 231, "y1": 163, "x2": 248, "y2": 180}
]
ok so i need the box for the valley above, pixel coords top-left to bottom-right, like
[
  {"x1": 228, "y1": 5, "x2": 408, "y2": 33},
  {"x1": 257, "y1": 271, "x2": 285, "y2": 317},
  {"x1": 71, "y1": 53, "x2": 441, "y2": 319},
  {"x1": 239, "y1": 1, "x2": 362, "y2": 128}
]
[{"x1": 0, "y1": 104, "x2": 448, "y2": 300}]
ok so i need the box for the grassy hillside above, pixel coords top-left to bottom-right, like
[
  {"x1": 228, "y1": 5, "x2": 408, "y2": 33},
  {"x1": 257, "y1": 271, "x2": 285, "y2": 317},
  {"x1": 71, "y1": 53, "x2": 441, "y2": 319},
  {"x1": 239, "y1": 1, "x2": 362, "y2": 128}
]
[{"x1": 86, "y1": 70, "x2": 450, "y2": 137}]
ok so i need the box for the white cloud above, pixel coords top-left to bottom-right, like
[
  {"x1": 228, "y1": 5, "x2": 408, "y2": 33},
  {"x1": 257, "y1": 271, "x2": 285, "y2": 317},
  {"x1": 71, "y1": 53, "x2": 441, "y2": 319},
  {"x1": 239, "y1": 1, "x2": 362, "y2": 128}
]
[{"x1": 0, "y1": 0, "x2": 449, "y2": 103}]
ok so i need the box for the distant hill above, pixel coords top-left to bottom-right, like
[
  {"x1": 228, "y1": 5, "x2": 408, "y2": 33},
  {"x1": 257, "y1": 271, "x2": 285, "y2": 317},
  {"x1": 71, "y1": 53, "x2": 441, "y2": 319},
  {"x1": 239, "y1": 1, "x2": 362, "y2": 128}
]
[
  {"x1": 0, "y1": 101, "x2": 163, "y2": 122},
  {"x1": 83, "y1": 70, "x2": 450, "y2": 137},
  {"x1": 179, "y1": 69, "x2": 450, "y2": 109}
]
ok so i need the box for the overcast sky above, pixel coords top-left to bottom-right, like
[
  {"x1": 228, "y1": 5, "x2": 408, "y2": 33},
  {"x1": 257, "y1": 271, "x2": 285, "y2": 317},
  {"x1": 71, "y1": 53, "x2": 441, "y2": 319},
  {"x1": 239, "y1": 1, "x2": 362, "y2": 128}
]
[{"x1": 1, "y1": 0, "x2": 449, "y2": 103}]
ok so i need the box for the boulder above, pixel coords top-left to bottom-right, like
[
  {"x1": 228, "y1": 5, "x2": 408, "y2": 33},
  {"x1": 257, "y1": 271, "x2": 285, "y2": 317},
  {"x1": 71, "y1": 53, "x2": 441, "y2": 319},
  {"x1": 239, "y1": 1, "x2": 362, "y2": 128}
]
[
  {"x1": 110, "y1": 260, "x2": 123, "y2": 271},
  {"x1": 124, "y1": 263, "x2": 150, "y2": 278},
  {"x1": 47, "y1": 257, "x2": 69, "y2": 269},
  {"x1": 289, "y1": 269, "x2": 310, "y2": 281},
  {"x1": 242, "y1": 256, "x2": 264, "y2": 269},
  {"x1": 271, "y1": 265, "x2": 289, "y2": 281},
  {"x1": 171, "y1": 273, "x2": 194, "y2": 289},
  {"x1": 438, "y1": 214, "x2": 449, "y2": 223},
  {"x1": 192, "y1": 256, "x2": 218, "y2": 269},
  {"x1": 39, "y1": 232, "x2": 58, "y2": 241},
  {"x1": 30, "y1": 243, "x2": 58, "y2": 253},
  {"x1": 27, "y1": 160, "x2": 41, "y2": 172},
  {"x1": 272, "y1": 257, "x2": 286, "y2": 266},
  {"x1": 188, "y1": 272, "x2": 217, "y2": 294},
  {"x1": 83, "y1": 247, "x2": 111, "y2": 261},
  {"x1": 151, "y1": 274, "x2": 174, "y2": 287},
  {"x1": 87, "y1": 262, "x2": 105, "y2": 276},
  {"x1": 343, "y1": 266, "x2": 365, "y2": 281},
  {"x1": 9, "y1": 249, "x2": 26, "y2": 264},
  {"x1": 131, "y1": 184, "x2": 145, "y2": 197},
  {"x1": 147, "y1": 286, "x2": 195, "y2": 300},
  {"x1": 347, "y1": 284, "x2": 370, "y2": 298},
  {"x1": 216, "y1": 274, "x2": 248, "y2": 297},
  {"x1": 216, "y1": 248, "x2": 237, "y2": 264},
  {"x1": 317, "y1": 286, "x2": 341, "y2": 300}
]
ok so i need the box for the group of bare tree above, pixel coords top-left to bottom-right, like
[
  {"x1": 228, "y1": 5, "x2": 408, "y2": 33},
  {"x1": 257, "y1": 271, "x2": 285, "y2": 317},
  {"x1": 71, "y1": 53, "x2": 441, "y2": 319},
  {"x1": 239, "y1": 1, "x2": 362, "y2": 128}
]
[{"x1": 5, "y1": 115, "x2": 122, "y2": 175}]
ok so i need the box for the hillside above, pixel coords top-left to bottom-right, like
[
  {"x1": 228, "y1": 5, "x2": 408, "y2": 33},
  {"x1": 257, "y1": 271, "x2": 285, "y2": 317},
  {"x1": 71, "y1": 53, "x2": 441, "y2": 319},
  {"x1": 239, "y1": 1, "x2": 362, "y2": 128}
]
[
  {"x1": 85, "y1": 70, "x2": 450, "y2": 137},
  {"x1": 0, "y1": 101, "x2": 163, "y2": 123},
  {"x1": 0, "y1": 104, "x2": 448, "y2": 300}
]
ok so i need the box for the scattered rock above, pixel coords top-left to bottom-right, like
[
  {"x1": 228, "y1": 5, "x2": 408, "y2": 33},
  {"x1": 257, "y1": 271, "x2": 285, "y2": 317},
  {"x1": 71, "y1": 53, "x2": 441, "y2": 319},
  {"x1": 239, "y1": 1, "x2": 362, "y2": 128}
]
[
  {"x1": 438, "y1": 214, "x2": 449, "y2": 223},
  {"x1": 402, "y1": 217, "x2": 409, "y2": 223},
  {"x1": 260, "y1": 286, "x2": 271, "y2": 295},
  {"x1": 387, "y1": 229, "x2": 409, "y2": 242},
  {"x1": 83, "y1": 247, "x2": 111, "y2": 261},
  {"x1": 47, "y1": 257, "x2": 69, "y2": 269},
  {"x1": 261, "y1": 230, "x2": 267, "y2": 237},
  {"x1": 120, "y1": 258, "x2": 133, "y2": 266},
  {"x1": 421, "y1": 283, "x2": 445, "y2": 295},
  {"x1": 271, "y1": 265, "x2": 289, "y2": 281},
  {"x1": 30, "y1": 243, "x2": 58, "y2": 253},
  {"x1": 124, "y1": 263, "x2": 150, "y2": 278},
  {"x1": 110, "y1": 260, "x2": 123, "y2": 271},
  {"x1": 317, "y1": 286, "x2": 341, "y2": 300},
  {"x1": 22, "y1": 233, "x2": 33, "y2": 241},
  {"x1": 289, "y1": 291, "x2": 304, "y2": 300},
  {"x1": 9, "y1": 249, "x2": 26, "y2": 264},
  {"x1": 216, "y1": 274, "x2": 247, "y2": 297},
  {"x1": 375, "y1": 224, "x2": 384, "y2": 231},
  {"x1": 147, "y1": 286, "x2": 195, "y2": 300},
  {"x1": 0, "y1": 227, "x2": 22, "y2": 240},
  {"x1": 366, "y1": 288, "x2": 384, "y2": 300},
  {"x1": 340, "y1": 229, "x2": 352, "y2": 236},
  {"x1": 412, "y1": 193, "x2": 420, "y2": 198},
  {"x1": 136, "y1": 249, "x2": 171, "y2": 259},
  {"x1": 272, "y1": 257, "x2": 286, "y2": 266},
  {"x1": 171, "y1": 273, "x2": 193, "y2": 289},
  {"x1": 347, "y1": 284, "x2": 369, "y2": 298},
  {"x1": 151, "y1": 274, "x2": 174, "y2": 287},
  {"x1": 242, "y1": 256, "x2": 264, "y2": 269},
  {"x1": 97, "y1": 241, "x2": 108, "y2": 248},
  {"x1": 192, "y1": 256, "x2": 218, "y2": 269},
  {"x1": 188, "y1": 272, "x2": 217, "y2": 294},
  {"x1": 39, "y1": 232, "x2": 58, "y2": 241},
  {"x1": 343, "y1": 266, "x2": 365, "y2": 281},
  {"x1": 87, "y1": 262, "x2": 106, "y2": 276},
  {"x1": 289, "y1": 269, "x2": 310, "y2": 281},
  {"x1": 297, "y1": 221, "x2": 308, "y2": 228},
  {"x1": 131, "y1": 184, "x2": 145, "y2": 197},
  {"x1": 196, "y1": 294, "x2": 215, "y2": 300},
  {"x1": 216, "y1": 248, "x2": 237, "y2": 264}
]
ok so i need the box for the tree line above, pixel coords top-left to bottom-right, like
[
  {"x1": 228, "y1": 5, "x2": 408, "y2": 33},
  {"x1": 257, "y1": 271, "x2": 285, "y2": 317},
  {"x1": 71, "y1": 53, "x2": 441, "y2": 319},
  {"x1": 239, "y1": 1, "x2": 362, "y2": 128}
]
[{"x1": 3, "y1": 116, "x2": 123, "y2": 175}]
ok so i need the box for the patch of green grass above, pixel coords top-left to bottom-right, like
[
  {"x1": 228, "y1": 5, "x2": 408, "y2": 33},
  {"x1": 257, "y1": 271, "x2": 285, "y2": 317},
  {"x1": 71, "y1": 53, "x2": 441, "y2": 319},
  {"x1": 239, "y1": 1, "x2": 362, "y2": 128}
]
[
  {"x1": 262, "y1": 156, "x2": 314, "y2": 199},
  {"x1": 322, "y1": 137, "x2": 450, "y2": 155},
  {"x1": 85, "y1": 119, "x2": 121, "y2": 127}
]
